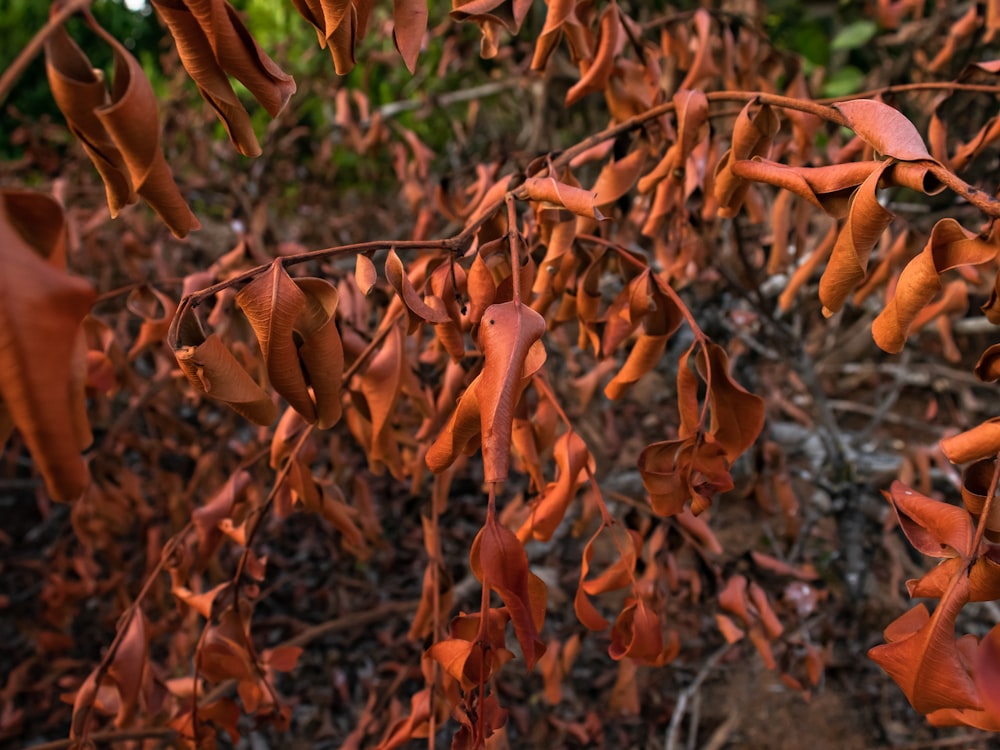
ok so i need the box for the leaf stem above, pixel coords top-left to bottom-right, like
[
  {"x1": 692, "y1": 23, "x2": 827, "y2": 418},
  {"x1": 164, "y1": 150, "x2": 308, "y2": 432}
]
[{"x1": 970, "y1": 452, "x2": 1000, "y2": 555}]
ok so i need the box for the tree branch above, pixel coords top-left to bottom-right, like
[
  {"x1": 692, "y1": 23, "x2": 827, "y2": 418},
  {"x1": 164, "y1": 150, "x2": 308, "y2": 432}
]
[{"x1": 0, "y1": 0, "x2": 94, "y2": 107}]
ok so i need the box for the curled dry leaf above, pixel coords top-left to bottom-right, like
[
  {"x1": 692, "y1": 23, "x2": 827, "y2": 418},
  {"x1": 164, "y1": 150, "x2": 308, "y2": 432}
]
[
  {"x1": 478, "y1": 302, "x2": 547, "y2": 483},
  {"x1": 237, "y1": 262, "x2": 344, "y2": 428},
  {"x1": 451, "y1": 0, "x2": 532, "y2": 59},
  {"x1": 941, "y1": 418, "x2": 1000, "y2": 465},
  {"x1": 45, "y1": 19, "x2": 199, "y2": 238},
  {"x1": 170, "y1": 307, "x2": 278, "y2": 425},
  {"x1": 355, "y1": 253, "x2": 378, "y2": 295},
  {"x1": 385, "y1": 248, "x2": 450, "y2": 331},
  {"x1": 975, "y1": 344, "x2": 1000, "y2": 383},
  {"x1": 470, "y1": 515, "x2": 547, "y2": 668},
  {"x1": 637, "y1": 89, "x2": 709, "y2": 194},
  {"x1": 609, "y1": 599, "x2": 665, "y2": 664},
  {"x1": 517, "y1": 430, "x2": 593, "y2": 542},
  {"x1": 872, "y1": 219, "x2": 996, "y2": 353},
  {"x1": 152, "y1": 0, "x2": 294, "y2": 123},
  {"x1": 126, "y1": 285, "x2": 176, "y2": 360},
  {"x1": 522, "y1": 175, "x2": 605, "y2": 220},
  {"x1": 575, "y1": 522, "x2": 640, "y2": 630},
  {"x1": 883, "y1": 481, "x2": 973, "y2": 560},
  {"x1": 565, "y1": 2, "x2": 620, "y2": 106},
  {"x1": 714, "y1": 100, "x2": 780, "y2": 217},
  {"x1": 531, "y1": 0, "x2": 591, "y2": 71},
  {"x1": 729, "y1": 158, "x2": 879, "y2": 218},
  {"x1": 818, "y1": 161, "x2": 893, "y2": 317},
  {"x1": 869, "y1": 576, "x2": 980, "y2": 714},
  {"x1": 0, "y1": 191, "x2": 95, "y2": 501}
]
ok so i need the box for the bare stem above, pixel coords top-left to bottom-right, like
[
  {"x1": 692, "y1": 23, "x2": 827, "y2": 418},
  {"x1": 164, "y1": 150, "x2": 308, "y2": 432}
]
[
  {"x1": 970, "y1": 452, "x2": 1000, "y2": 555},
  {"x1": 0, "y1": 0, "x2": 94, "y2": 107}
]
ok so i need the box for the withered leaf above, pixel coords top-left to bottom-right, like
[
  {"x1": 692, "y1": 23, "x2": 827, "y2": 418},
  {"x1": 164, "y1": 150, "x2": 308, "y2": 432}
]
[
  {"x1": 478, "y1": 302, "x2": 547, "y2": 483},
  {"x1": 869, "y1": 576, "x2": 980, "y2": 714},
  {"x1": 835, "y1": 99, "x2": 934, "y2": 162},
  {"x1": 237, "y1": 262, "x2": 345, "y2": 428},
  {"x1": 818, "y1": 161, "x2": 893, "y2": 316},
  {"x1": 0, "y1": 191, "x2": 95, "y2": 501},
  {"x1": 171, "y1": 307, "x2": 277, "y2": 425},
  {"x1": 565, "y1": 3, "x2": 619, "y2": 106},
  {"x1": 872, "y1": 219, "x2": 996, "y2": 353},
  {"x1": 522, "y1": 176, "x2": 605, "y2": 220},
  {"x1": 152, "y1": 0, "x2": 294, "y2": 126},
  {"x1": 471, "y1": 515, "x2": 546, "y2": 668},
  {"x1": 393, "y1": 0, "x2": 428, "y2": 74},
  {"x1": 45, "y1": 19, "x2": 199, "y2": 237}
]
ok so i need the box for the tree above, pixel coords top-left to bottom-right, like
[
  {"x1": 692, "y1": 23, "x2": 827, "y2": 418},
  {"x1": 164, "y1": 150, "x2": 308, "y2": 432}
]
[{"x1": 2, "y1": 0, "x2": 1000, "y2": 747}]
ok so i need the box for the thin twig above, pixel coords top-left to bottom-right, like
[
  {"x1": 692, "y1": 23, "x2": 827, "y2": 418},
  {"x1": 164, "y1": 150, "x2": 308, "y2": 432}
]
[
  {"x1": 370, "y1": 79, "x2": 524, "y2": 121},
  {"x1": 0, "y1": 0, "x2": 94, "y2": 107},
  {"x1": 665, "y1": 644, "x2": 732, "y2": 750}
]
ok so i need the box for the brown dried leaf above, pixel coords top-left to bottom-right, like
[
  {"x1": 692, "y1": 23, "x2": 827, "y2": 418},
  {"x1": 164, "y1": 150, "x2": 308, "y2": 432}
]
[
  {"x1": 869, "y1": 575, "x2": 980, "y2": 714},
  {"x1": 522, "y1": 176, "x2": 605, "y2": 220},
  {"x1": 835, "y1": 99, "x2": 934, "y2": 161},
  {"x1": 107, "y1": 611, "x2": 148, "y2": 726},
  {"x1": 478, "y1": 302, "x2": 547, "y2": 483},
  {"x1": 531, "y1": 0, "x2": 590, "y2": 70},
  {"x1": 941, "y1": 418, "x2": 1000, "y2": 465},
  {"x1": 46, "y1": 20, "x2": 199, "y2": 237},
  {"x1": 729, "y1": 158, "x2": 878, "y2": 218},
  {"x1": 471, "y1": 514, "x2": 546, "y2": 668},
  {"x1": 0, "y1": 191, "x2": 95, "y2": 501},
  {"x1": 152, "y1": 0, "x2": 294, "y2": 120},
  {"x1": 385, "y1": 248, "x2": 450, "y2": 330},
  {"x1": 873, "y1": 219, "x2": 996, "y2": 353},
  {"x1": 565, "y1": 3, "x2": 619, "y2": 106},
  {"x1": 714, "y1": 101, "x2": 780, "y2": 217},
  {"x1": 975, "y1": 344, "x2": 1000, "y2": 383},
  {"x1": 819, "y1": 161, "x2": 894, "y2": 316},
  {"x1": 172, "y1": 308, "x2": 278, "y2": 425},
  {"x1": 393, "y1": 0, "x2": 428, "y2": 73}
]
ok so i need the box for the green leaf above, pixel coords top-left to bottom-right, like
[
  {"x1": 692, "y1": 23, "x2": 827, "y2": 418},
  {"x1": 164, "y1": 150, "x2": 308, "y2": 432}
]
[
  {"x1": 822, "y1": 66, "x2": 865, "y2": 98},
  {"x1": 831, "y1": 20, "x2": 878, "y2": 51}
]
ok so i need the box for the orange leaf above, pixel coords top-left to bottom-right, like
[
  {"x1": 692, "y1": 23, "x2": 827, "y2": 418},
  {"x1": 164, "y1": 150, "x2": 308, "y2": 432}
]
[
  {"x1": 729, "y1": 158, "x2": 879, "y2": 218},
  {"x1": 393, "y1": 0, "x2": 428, "y2": 73},
  {"x1": 872, "y1": 219, "x2": 996, "y2": 353},
  {"x1": 885, "y1": 480, "x2": 974, "y2": 559},
  {"x1": 714, "y1": 100, "x2": 780, "y2": 217},
  {"x1": 565, "y1": 3, "x2": 620, "y2": 105},
  {"x1": 697, "y1": 342, "x2": 765, "y2": 460},
  {"x1": 125, "y1": 285, "x2": 176, "y2": 360},
  {"x1": 609, "y1": 599, "x2": 664, "y2": 664},
  {"x1": 107, "y1": 611, "x2": 148, "y2": 727},
  {"x1": 522, "y1": 176, "x2": 605, "y2": 220},
  {"x1": 471, "y1": 515, "x2": 546, "y2": 668},
  {"x1": 869, "y1": 573, "x2": 980, "y2": 714},
  {"x1": 478, "y1": 302, "x2": 546, "y2": 483},
  {"x1": 45, "y1": 19, "x2": 199, "y2": 237},
  {"x1": 385, "y1": 248, "x2": 450, "y2": 330},
  {"x1": 517, "y1": 430, "x2": 593, "y2": 542},
  {"x1": 152, "y1": 0, "x2": 294, "y2": 121},
  {"x1": 834, "y1": 99, "x2": 934, "y2": 162},
  {"x1": 531, "y1": 0, "x2": 590, "y2": 70},
  {"x1": 818, "y1": 161, "x2": 893, "y2": 316},
  {"x1": 941, "y1": 418, "x2": 1000, "y2": 465},
  {"x1": 355, "y1": 253, "x2": 377, "y2": 295},
  {"x1": 426, "y1": 372, "x2": 483, "y2": 473},
  {"x1": 0, "y1": 191, "x2": 95, "y2": 501},
  {"x1": 172, "y1": 322, "x2": 278, "y2": 425},
  {"x1": 237, "y1": 263, "x2": 345, "y2": 427}
]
